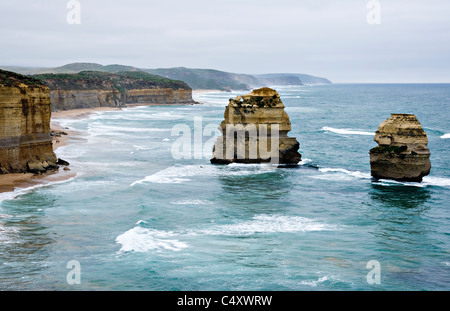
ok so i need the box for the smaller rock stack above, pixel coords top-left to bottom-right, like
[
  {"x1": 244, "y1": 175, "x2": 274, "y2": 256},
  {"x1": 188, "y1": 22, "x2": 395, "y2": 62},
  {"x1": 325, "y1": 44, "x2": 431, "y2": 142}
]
[
  {"x1": 210, "y1": 87, "x2": 301, "y2": 165},
  {"x1": 369, "y1": 113, "x2": 431, "y2": 182}
]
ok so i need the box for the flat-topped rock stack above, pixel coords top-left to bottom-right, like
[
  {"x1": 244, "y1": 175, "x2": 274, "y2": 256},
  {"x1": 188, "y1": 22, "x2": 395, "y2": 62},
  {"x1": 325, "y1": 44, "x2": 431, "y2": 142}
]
[
  {"x1": 369, "y1": 113, "x2": 431, "y2": 182},
  {"x1": 210, "y1": 87, "x2": 301, "y2": 165}
]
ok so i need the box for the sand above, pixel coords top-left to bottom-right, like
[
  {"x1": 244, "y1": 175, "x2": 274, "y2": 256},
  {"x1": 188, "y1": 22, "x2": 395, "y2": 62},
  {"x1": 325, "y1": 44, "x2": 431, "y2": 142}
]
[{"x1": 0, "y1": 107, "x2": 122, "y2": 194}]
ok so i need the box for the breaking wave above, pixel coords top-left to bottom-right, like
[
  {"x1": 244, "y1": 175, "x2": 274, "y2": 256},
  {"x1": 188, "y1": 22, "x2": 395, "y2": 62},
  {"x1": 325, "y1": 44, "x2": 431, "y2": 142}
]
[
  {"x1": 322, "y1": 126, "x2": 374, "y2": 136},
  {"x1": 116, "y1": 214, "x2": 342, "y2": 253}
]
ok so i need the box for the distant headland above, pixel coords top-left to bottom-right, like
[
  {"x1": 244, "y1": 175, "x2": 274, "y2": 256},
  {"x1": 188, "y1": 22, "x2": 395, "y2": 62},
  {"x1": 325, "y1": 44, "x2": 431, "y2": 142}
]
[{"x1": 0, "y1": 62, "x2": 332, "y2": 92}]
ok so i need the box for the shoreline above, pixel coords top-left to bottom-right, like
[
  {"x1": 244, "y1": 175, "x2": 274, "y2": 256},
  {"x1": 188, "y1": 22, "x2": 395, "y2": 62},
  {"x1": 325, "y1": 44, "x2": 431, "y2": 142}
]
[
  {"x1": 0, "y1": 91, "x2": 221, "y2": 195},
  {"x1": 0, "y1": 106, "x2": 122, "y2": 194}
]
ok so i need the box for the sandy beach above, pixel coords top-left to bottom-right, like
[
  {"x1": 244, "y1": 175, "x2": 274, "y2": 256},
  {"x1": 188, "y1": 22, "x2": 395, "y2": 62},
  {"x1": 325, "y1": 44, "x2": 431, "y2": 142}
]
[
  {"x1": 0, "y1": 94, "x2": 217, "y2": 194},
  {"x1": 0, "y1": 106, "x2": 121, "y2": 194}
]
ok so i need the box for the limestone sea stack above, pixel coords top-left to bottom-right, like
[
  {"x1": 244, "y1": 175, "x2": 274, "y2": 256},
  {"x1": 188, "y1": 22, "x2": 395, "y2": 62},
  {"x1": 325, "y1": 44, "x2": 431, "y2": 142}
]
[
  {"x1": 369, "y1": 113, "x2": 431, "y2": 182},
  {"x1": 0, "y1": 70, "x2": 57, "y2": 174},
  {"x1": 210, "y1": 87, "x2": 301, "y2": 165}
]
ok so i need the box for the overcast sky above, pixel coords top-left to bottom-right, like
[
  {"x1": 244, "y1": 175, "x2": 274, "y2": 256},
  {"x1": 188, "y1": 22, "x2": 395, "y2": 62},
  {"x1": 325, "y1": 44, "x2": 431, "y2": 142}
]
[{"x1": 1, "y1": 0, "x2": 449, "y2": 82}]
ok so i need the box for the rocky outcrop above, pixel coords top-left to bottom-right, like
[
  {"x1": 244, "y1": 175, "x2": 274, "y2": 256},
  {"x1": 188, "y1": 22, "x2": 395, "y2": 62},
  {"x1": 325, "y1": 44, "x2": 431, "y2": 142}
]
[
  {"x1": 369, "y1": 113, "x2": 431, "y2": 182},
  {"x1": 33, "y1": 71, "x2": 197, "y2": 110},
  {"x1": 210, "y1": 87, "x2": 301, "y2": 165},
  {"x1": 0, "y1": 70, "x2": 57, "y2": 174}
]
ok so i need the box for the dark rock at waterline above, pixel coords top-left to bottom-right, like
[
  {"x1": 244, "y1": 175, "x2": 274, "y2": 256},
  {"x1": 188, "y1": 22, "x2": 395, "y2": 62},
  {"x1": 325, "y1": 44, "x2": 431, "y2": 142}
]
[{"x1": 56, "y1": 158, "x2": 70, "y2": 166}]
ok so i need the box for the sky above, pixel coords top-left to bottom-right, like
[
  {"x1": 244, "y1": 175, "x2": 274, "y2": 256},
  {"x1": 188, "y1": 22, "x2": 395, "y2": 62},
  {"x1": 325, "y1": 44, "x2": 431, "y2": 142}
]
[{"x1": 0, "y1": 0, "x2": 449, "y2": 83}]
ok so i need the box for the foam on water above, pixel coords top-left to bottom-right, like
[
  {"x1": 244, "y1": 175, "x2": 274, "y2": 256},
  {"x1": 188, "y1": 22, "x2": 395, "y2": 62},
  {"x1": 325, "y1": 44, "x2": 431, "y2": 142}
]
[
  {"x1": 130, "y1": 164, "x2": 278, "y2": 186},
  {"x1": 317, "y1": 167, "x2": 372, "y2": 180},
  {"x1": 0, "y1": 177, "x2": 76, "y2": 204},
  {"x1": 375, "y1": 176, "x2": 450, "y2": 188},
  {"x1": 116, "y1": 214, "x2": 340, "y2": 253},
  {"x1": 194, "y1": 214, "x2": 341, "y2": 236},
  {"x1": 90, "y1": 124, "x2": 170, "y2": 134},
  {"x1": 170, "y1": 200, "x2": 212, "y2": 205},
  {"x1": 299, "y1": 276, "x2": 331, "y2": 287},
  {"x1": 441, "y1": 133, "x2": 450, "y2": 139},
  {"x1": 322, "y1": 126, "x2": 374, "y2": 136},
  {"x1": 115, "y1": 226, "x2": 189, "y2": 253},
  {"x1": 0, "y1": 222, "x2": 19, "y2": 244}
]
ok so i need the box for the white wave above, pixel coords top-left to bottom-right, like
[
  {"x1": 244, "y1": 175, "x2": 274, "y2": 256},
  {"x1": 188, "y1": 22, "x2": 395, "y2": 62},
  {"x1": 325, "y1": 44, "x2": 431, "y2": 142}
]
[
  {"x1": 170, "y1": 200, "x2": 211, "y2": 205},
  {"x1": 318, "y1": 167, "x2": 372, "y2": 180},
  {"x1": 89, "y1": 124, "x2": 170, "y2": 134},
  {"x1": 193, "y1": 214, "x2": 341, "y2": 236},
  {"x1": 133, "y1": 145, "x2": 151, "y2": 150},
  {"x1": 298, "y1": 158, "x2": 313, "y2": 165},
  {"x1": 115, "y1": 226, "x2": 189, "y2": 253},
  {"x1": 130, "y1": 165, "x2": 205, "y2": 185},
  {"x1": 90, "y1": 111, "x2": 187, "y2": 121},
  {"x1": 322, "y1": 126, "x2": 374, "y2": 136},
  {"x1": 116, "y1": 214, "x2": 341, "y2": 253},
  {"x1": 299, "y1": 276, "x2": 330, "y2": 287},
  {"x1": 376, "y1": 176, "x2": 450, "y2": 188},
  {"x1": 0, "y1": 176, "x2": 76, "y2": 203},
  {"x1": 0, "y1": 223, "x2": 20, "y2": 244},
  {"x1": 130, "y1": 164, "x2": 277, "y2": 186},
  {"x1": 423, "y1": 176, "x2": 450, "y2": 187},
  {"x1": 441, "y1": 133, "x2": 450, "y2": 139}
]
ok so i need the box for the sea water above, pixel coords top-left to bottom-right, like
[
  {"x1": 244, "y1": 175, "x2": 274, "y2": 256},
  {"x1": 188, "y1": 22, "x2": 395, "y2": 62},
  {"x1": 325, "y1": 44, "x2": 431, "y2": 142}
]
[{"x1": 0, "y1": 84, "x2": 449, "y2": 290}]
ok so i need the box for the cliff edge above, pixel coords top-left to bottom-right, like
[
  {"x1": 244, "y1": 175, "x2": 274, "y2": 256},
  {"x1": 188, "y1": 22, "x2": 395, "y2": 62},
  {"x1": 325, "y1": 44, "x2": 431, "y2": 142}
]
[
  {"x1": 0, "y1": 70, "x2": 57, "y2": 174},
  {"x1": 33, "y1": 71, "x2": 197, "y2": 110}
]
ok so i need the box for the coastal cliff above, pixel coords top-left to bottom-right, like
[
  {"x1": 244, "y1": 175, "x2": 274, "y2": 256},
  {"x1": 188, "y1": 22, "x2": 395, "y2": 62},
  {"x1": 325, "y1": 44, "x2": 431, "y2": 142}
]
[
  {"x1": 0, "y1": 70, "x2": 57, "y2": 174},
  {"x1": 33, "y1": 71, "x2": 196, "y2": 110},
  {"x1": 369, "y1": 113, "x2": 431, "y2": 182},
  {"x1": 211, "y1": 87, "x2": 301, "y2": 165}
]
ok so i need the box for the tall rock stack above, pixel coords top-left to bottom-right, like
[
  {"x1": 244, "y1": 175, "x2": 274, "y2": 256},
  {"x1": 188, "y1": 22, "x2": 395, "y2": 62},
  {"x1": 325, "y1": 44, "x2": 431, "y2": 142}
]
[
  {"x1": 0, "y1": 70, "x2": 57, "y2": 174},
  {"x1": 210, "y1": 87, "x2": 301, "y2": 165},
  {"x1": 369, "y1": 113, "x2": 431, "y2": 182}
]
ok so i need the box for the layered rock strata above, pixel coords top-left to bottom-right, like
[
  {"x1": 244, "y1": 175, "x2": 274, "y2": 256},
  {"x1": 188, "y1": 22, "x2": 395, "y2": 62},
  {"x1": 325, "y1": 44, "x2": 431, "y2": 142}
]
[
  {"x1": 369, "y1": 113, "x2": 431, "y2": 182},
  {"x1": 210, "y1": 87, "x2": 301, "y2": 165},
  {"x1": 35, "y1": 71, "x2": 196, "y2": 110},
  {"x1": 0, "y1": 70, "x2": 57, "y2": 174}
]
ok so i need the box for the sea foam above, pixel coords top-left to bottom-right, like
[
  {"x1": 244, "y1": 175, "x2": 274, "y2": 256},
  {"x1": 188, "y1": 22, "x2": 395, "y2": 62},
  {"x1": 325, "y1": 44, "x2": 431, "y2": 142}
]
[
  {"x1": 115, "y1": 226, "x2": 189, "y2": 253},
  {"x1": 116, "y1": 214, "x2": 341, "y2": 253},
  {"x1": 0, "y1": 177, "x2": 76, "y2": 204},
  {"x1": 130, "y1": 164, "x2": 278, "y2": 186},
  {"x1": 376, "y1": 176, "x2": 450, "y2": 188},
  {"x1": 322, "y1": 126, "x2": 374, "y2": 136},
  {"x1": 194, "y1": 214, "x2": 341, "y2": 236},
  {"x1": 317, "y1": 167, "x2": 372, "y2": 180}
]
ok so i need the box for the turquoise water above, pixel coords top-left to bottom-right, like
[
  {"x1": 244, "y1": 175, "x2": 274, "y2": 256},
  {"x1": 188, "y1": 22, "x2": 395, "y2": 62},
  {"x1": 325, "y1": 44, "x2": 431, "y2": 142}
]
[{"x1": 1, "y1": 84, "x2": 449, "y2": 290}]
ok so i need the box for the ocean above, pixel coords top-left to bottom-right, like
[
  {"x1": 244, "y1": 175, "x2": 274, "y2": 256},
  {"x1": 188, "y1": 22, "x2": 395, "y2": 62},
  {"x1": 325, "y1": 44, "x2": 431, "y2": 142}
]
[{"x1": 0, "y1": 84, "x2": 449, "y2": 290}]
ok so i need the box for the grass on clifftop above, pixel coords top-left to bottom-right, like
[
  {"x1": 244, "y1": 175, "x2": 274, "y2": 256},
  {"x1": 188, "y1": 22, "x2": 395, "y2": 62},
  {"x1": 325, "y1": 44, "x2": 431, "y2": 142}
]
[{"x1": 0, "y1": 69, "x2": 45, "y2": 87}]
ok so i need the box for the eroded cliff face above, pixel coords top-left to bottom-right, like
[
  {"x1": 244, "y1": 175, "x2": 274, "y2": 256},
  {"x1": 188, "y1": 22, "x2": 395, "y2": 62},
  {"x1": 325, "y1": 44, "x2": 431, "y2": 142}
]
[
  {"x1": 36, "y1": 71, "x2": 197, "y2": 110},
  {"x1": 211, "y1": 87, "x2": 301, "y2": 165},
  {"x1": 125, "y1": 88, "x2": 194, "y2": 105},
  {"x1": 50, "y1": 88, "x2": 195, "y2": 110},
  {"x1": 0, "y1": 70, "x2": 57, "y2": 174},
  {"x1": 369, "y1": 113, "x2": 431, "y2": 182}
]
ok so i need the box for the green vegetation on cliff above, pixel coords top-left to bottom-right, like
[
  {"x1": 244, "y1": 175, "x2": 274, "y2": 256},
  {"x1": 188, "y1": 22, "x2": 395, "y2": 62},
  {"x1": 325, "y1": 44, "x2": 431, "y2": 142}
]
[
  {"x1": 146, "y1": 67, "x2": 251, "y2": 91},
  {"x1": 32, "y1": 71, "x2": 190, "y2": 92},
  {"x1": 0, "y1": 69, "x2": 46, "y2": 87}
]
